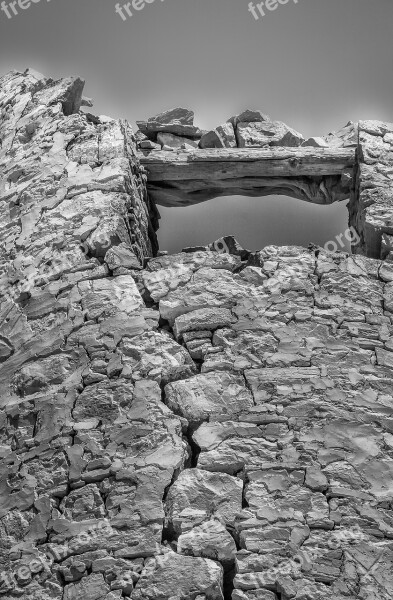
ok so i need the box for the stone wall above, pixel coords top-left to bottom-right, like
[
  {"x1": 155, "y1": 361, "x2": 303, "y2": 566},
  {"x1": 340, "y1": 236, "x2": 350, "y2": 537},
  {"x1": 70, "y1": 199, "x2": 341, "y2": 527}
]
[
  {"x1": 0, "y1": 68, "x2": 158, "y2": 285},
  {"x1": 0, "y1": 70, "x2": 393, "y2": 600},
  {"x1": 349, "y1": 120, "x2": 393, "y2": 259}
]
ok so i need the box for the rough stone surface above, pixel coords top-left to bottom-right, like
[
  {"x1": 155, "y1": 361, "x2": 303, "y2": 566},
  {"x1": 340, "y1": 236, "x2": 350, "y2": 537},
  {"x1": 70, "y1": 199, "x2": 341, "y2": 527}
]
[
  {"x1": 236, "y1": 121, "x2": 304, "y2": 148},
  {"x1": 157, "y1": 132, "x2": 199, "y2": 150},
  {"x1": 199, "y1": 123, "x2": 237, "y2": 149},
  {"x1": 132, "y1": 551, "x2": 224, "y2": 600},
  {"x1": 177, "y1": 519, "x2": 237, "y2": 566},
  {"x1": 1, "y1": 71, "x2": 393, "y2": 600},
  {"x1": 349, "y1": 120, "x2": 393, "y2": 259},
  {"x1": 228, "y1": 110, "x2": 270, "y2": 128},
  {"x1": 137, "y1": 108, "x2": 204, "y2": 141}
]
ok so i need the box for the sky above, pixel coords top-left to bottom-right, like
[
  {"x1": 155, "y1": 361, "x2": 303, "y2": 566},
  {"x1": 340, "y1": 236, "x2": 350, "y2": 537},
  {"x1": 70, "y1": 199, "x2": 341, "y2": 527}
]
[{"x1": 1, "y1": 0, "x2": 392, "y2": 253}]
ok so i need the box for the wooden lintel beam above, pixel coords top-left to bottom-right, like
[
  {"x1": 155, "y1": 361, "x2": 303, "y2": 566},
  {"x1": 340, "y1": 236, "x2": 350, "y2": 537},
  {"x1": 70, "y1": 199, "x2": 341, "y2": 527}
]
[{"x1": 139, "y1": 148, "x2": 356, "y2": 181}]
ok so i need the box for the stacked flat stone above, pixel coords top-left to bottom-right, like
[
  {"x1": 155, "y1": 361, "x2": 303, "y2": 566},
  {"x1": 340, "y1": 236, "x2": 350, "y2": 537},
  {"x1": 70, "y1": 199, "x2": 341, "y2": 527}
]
[
  {"x1": 136, "y1": 108, "x2": 306, "y2": 151},
  {"x1": 136, "y1": 109, "x2": 360, "y2": 152}
]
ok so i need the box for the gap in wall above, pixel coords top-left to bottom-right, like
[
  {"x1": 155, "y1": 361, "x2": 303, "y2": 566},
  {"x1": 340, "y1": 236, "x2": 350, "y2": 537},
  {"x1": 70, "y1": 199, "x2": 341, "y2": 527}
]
[{"x1": 157, "y1": 195, "x2": 351, "y2": 255}]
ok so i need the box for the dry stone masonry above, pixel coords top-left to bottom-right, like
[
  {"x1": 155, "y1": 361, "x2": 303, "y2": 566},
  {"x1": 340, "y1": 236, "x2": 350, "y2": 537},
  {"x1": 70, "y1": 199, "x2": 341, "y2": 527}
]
[{"x1": 1, "y1": 69, "x2": 393, "y2": 600}]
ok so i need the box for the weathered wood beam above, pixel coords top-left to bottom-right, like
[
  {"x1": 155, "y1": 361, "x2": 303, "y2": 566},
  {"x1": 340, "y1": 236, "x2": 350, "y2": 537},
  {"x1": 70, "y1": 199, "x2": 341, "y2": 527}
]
[
  {"x1": 146, "y1": 176, "x2": 350, "y2": 207},
  {"x1": 140, "y1": 148, "x2": 356, "y2": 180},
  {"x1": 139, "y1": 148, "x2": 356, "y2": 207}
]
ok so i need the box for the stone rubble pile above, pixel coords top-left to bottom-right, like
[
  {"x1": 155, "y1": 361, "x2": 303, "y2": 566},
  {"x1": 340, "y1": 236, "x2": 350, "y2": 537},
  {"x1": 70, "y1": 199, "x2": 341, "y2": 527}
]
[
  {"x1": 0, "y1": 70, "x2": 393, "y2": 600},
  {"x1": 136, "y1": 108, "x2": 358, "y2": 152}
]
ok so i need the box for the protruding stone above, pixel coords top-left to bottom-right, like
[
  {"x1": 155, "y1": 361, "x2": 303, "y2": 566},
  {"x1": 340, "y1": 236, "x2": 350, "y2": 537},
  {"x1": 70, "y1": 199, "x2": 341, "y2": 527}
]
[
  {"x1": 208, "y1": 235, "x2": 250, "y2": 259},
  {"x1": 302, "y1": 136, "x2": 329, "y2": 148},
  {"x1": 229, "y1": 110, "x2": 270, "y2": 127},
  {"x1": 63, "y1": 574, "x2": 110, "y2": 600},
  {"x1": 173, "y1": 307, "x2": 236, "y2": 339},
  {"x1": 381, "y1": 233, "x2": 393, "y2": 261},
  {"x1": 131, "y1": 551, "x2": 224, "y2": 600},
  {"x1": 157, "y1": 132, "x2": 199, "y2": 149},
  {"x1": 149, "y1": 108, "x2": 194, "y2": 126},
  {"x1": 137, "y1": 108, "x2": 204, "y2": 140},
  {"x1": 305, "y1": 466, "x2": 329, "y2": 492},
  {"x1": 178, "y1": 519, "x2": 237, "y2": 567},
  {"x1": 237, "y1": 121, "x2": 304, "y2": 148},
  {"x1": 105, "y1": 244, "x2": 142, "y2": 271},
  {"x1": 165, "y1": 372, "x2": 254, "y2": 426},
  {"x1": 139, "y1": 140, "x2": 161, "y2": 150},
  {"x1": 165, "y1": 469, "x2": 243, "y2": 534},
  {"x1": 81, "y1": 96, "x2": 94, "y2": 107},
  {"x1": 199, "y1": 123, "x2": 237, "y2": 149}
]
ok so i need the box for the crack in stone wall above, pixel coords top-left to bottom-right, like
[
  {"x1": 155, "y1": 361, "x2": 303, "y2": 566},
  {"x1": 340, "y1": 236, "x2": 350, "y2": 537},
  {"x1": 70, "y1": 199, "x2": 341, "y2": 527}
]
[{"x1": 1, "y1": 70, "x2": 393, "y2": 600}]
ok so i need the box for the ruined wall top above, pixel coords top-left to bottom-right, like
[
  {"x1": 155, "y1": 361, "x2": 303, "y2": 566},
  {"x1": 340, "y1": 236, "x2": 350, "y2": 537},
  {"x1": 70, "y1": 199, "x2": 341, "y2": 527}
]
[{"x1": 2, "y1": 69, "x2": 393, "y2": 262}]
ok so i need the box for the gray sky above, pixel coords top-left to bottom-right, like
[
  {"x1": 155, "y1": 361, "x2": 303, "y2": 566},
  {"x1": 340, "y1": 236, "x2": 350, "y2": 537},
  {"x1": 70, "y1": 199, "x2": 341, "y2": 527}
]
[{"x1": 1, "y1": 0, "x2": 392, "y2": 253}]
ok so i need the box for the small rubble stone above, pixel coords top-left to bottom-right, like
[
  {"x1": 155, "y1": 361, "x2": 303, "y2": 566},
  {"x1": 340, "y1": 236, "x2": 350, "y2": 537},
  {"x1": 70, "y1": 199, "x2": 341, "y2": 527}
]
[
  {"x1": 228, "y1": 110, "x2": 270, "y2": 127},
  {"x1": 237, "y1": 121, "x2": 304, "y2": 147},
  {"x1": 137, "y1": 108, "x2": 204, "y2": 140},
  {"x1": 199, "y1": 123, "x2": 237, "y2": 149},
  {"x1": 302, "y1": 137, "x2": 329, "y2": 148},
  {"x1": 139, "y1": 140, "x2": 161, "y2": 150},
  {"x1": 157, "y1": 132, "x2": 199, "y2": 149},
  {"x1": 173, "y1": 307, "x2": 236, "y2": 339}
]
